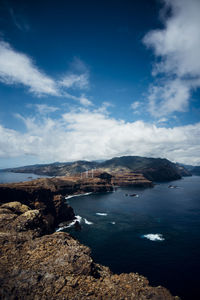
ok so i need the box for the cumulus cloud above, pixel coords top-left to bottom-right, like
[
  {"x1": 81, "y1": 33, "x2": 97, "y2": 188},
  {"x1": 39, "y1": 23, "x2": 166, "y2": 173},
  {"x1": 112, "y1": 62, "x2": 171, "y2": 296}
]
[
  {"x1": 0, "y1": 109, "x2": 200, "y2": 165},
  {"x1": 143, "y1": 0, "x2": 200, "y2": 116},
  {"x1": 0, "y1": 41, "x2": 91, "y2": 105}
]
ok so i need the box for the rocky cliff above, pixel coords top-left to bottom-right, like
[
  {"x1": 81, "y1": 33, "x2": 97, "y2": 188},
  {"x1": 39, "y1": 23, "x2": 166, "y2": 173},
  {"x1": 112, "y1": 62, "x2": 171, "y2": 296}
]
[{"x1": 0, "y1": 177, "x2": 180, "y2": 299}]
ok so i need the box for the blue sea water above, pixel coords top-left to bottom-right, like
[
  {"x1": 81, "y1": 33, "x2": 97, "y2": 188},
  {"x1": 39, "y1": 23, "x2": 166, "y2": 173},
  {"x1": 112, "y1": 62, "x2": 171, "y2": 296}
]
[
  {"x1": 62, "y1": 176, "x2": 200, "y2": 300},
  {"x1": 0, "y1": 171, "x2": 50, "y2": 183}
]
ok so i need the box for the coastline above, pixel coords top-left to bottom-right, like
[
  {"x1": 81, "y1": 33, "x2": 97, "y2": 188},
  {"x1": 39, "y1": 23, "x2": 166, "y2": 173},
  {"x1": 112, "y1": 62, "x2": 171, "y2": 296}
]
[{"x1": 0, "y1": 175, "x2": 180, "y2": 299}]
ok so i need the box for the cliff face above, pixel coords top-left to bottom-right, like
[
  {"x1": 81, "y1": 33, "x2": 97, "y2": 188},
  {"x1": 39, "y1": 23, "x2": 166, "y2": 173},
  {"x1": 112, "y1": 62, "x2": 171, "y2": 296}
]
[
  {"x1": 111, "y1": 172, "x2": 153, "y2": 187},
  {"x1": 0, "y1": 185, "x2": 74, "y2": 231}
]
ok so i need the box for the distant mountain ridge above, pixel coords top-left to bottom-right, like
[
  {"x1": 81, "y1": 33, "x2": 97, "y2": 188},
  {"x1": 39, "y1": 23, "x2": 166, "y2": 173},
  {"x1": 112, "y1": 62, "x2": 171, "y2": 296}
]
[
  {"x1": 177, "y1": 163, "x2": 200, "y2": 176},
  {"x1": 2, "y1": 156, "x2": 192, "y2": 182},
  {"x1": 190, "y1": 166, "x2": 200, "y2": 175}
]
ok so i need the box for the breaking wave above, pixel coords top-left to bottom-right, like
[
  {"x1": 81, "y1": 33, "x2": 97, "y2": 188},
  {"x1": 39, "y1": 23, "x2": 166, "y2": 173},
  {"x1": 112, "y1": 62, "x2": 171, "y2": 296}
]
[
  {"x1": 96, "y1": 213, "x2": 108, "y2": 216},
  {"x1": 141, "y1": 234, "x2": 165, "y2": 241},
  {"x1": 84, "y1": 218, "x2": 93, "y2": 225},
  {"x1": 65, "y1": 192, "x2": 93, "y2": 200},
  {"x1": 56, "y1": 215, "x2": 82, "y2": 231}
]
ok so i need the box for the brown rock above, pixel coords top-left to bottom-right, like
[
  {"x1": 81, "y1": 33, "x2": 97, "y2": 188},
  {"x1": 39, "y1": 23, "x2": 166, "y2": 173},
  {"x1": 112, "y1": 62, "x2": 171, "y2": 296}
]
[
  {"x1": 0, "y1": 229, "x2": 180, "y2": 300},
  {"x1": 1, "y1": 201, "x2": 30, "y2": 215}
]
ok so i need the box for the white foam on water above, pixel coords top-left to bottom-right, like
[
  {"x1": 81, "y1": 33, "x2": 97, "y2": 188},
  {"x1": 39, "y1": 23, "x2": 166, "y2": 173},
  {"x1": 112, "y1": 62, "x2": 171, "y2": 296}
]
[
  {"x1": 84, "y1": 218, "x2": 93, "y2": 225},
  {"x1": 96, "y1": 213, "x2": 108, "y2": 216},
  {"x1": 111, "y1": 221, "x2": 116, "y2": 224},
  {"x1": 56, "y1": 226, "x2": 67, "y2": 232},
  {"x1": 65, "y1": 192, "x2": 93, "y2": 200},
  {"x1": 56, "y1": 215, "x2": 82, "y2": 231},
  {"x1": 75, "y1": 215, "x2": 82, "y2": 223},
  {"x1": 142, "y1": 233, "x2": 165, "y2": 241}
]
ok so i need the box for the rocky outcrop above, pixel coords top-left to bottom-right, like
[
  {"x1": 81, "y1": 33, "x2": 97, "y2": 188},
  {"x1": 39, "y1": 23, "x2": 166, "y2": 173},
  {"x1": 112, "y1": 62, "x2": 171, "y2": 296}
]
[{"x1": 0, "y1": 186, "x2": 73, "y2": 232}]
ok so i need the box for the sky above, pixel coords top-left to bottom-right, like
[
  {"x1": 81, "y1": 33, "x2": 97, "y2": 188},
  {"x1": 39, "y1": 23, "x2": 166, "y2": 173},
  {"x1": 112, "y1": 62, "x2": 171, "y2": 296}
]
[{"x1": 0, "y1": 0, "x2": 200, "y2": 168}]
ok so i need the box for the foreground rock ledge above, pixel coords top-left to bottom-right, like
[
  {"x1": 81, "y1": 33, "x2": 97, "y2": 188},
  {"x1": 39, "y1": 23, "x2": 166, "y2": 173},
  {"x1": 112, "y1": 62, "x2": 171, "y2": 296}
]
[{"x1": 0, "y1": 179, "x2": 179, "y2": 299}]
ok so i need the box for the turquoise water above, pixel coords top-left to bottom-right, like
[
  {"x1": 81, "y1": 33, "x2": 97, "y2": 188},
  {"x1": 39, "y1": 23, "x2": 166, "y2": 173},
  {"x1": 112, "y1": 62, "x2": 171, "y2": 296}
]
[{"x1": 63, "y1": 176, "x2": 200, "y2": 300}]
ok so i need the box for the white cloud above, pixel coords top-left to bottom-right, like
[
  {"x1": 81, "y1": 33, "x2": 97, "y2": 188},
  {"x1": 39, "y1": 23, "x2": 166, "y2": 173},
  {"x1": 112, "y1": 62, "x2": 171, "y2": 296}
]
[
  {"x1": 148, "y1": 79, "x2": 190, "y2": 117},
  {"x1": 35, "y1": 104, "x2": 59, "y2": 115},
  {"x1": 131, "y1": 101, "x2": 140, "y2": 110},
  {"x1": 157, "y1": 117, "x2": 168, "y2": 124},
  {"x1": 143, "y1": 0, "x2": 200, "y2": 116},
  {"x1": 63, "y1": 92, "x2": 92, "y2": 106},
  {"x1": 59, "y1": 73, "x2": 89, "y2": 89},
  {"x1": 69, "y1": 56, "x2": 89, "y2": 73},
  {"x1": 95, "y1": 102, "x2": 114, "y2": 114},
  {"x1": 0, "y1": 41, "x2": 59, "y2": 96},
  {"x1": 0, "y1": 41, "x2": 91, "y2": 105},
  {"x1": 0, "y1": 109, "x2": 200, "y2": 165},
  {"x1": 78, "y1": 94, "x2": 92, "y2": 106}
]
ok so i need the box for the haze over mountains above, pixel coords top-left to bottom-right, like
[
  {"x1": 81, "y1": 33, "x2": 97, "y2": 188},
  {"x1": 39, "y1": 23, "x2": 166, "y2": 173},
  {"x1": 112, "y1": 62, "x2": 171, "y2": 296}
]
[{"x1": 3, "y1": 156, "x2": 195, "y2": 182}]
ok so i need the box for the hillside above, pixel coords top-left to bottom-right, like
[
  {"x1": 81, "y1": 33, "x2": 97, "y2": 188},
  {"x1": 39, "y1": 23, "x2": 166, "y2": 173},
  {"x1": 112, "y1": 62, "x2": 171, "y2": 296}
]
[
  {"x1": 4, "y1": 161, "x2": 98, "y2": 177},
  {"x1": 100, "y1": 156, "x2": 182, "y2": 181},
  {"x1": 3, "y1": 155, "x2": 190, "y2": 182}
]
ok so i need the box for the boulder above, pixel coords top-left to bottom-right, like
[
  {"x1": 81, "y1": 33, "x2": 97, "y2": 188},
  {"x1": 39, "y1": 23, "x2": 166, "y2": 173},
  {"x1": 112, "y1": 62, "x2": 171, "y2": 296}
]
[{"x1": 1, "y1": 201, "x2": 30, "y2": 215}]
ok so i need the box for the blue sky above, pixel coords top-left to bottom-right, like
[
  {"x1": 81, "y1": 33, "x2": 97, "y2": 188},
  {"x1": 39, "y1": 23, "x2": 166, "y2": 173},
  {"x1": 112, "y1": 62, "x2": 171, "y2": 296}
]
[{"x1": 0, "y1": 0, "x2": 200, "y2": 168}]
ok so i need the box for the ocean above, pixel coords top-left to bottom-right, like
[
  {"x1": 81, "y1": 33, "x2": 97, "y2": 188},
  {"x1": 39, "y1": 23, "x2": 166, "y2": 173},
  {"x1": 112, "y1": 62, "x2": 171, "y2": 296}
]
[
  {"x1": 0, "y1": 171, "x2": 50, "y2": 183},
  {"x1": 0, "y1": 172, "x2": 199, "y2": 299},
  {"x1": 61, "y1": 176, "x2": 200, "y2": 300}
]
